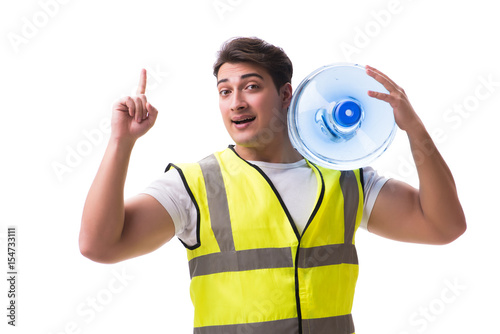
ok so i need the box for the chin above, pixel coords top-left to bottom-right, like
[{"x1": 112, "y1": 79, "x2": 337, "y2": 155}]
[
  {"x1": 229, "y1": 132, "x2": 256, "y2": 146},
  {"x1": 228, "y1": 127, "x2": 275, "y2": 149}
]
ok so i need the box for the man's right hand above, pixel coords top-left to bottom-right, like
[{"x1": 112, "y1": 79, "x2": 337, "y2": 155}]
[
  {"x1": 80, "y1": 68, "x2": 174, "y2": 264},
  {"x1": 111, "y1": 69, "x2": 159, "y2": 143}
]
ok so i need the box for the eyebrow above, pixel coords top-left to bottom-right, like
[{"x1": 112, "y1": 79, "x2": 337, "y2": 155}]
[{"x1": 217, "y1": 73, "x2": 264, "y2": 86}]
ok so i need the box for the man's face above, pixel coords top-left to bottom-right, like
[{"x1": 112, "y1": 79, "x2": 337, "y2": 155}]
[{"x1": 217, "y1": 62, "x2": 292, "y2": 150}]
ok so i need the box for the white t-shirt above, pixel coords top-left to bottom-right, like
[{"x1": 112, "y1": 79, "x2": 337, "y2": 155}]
[{"x1": 142, "y1": 159, "x2": 388, "y2": 247}]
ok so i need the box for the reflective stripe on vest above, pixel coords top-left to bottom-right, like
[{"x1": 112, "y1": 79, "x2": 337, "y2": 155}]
[{"x1": 168, "y1": 147, "x2": 363, "y2": 334}]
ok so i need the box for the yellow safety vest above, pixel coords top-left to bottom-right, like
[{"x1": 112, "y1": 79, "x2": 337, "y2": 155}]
[{"x1": 166, "y1": 146, "x2": 364, "y2": 334}]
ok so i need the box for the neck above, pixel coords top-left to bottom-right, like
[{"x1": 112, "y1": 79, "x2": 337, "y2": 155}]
[{"x1": 233, "y1": 138, "x2": 303, "y2": 163}]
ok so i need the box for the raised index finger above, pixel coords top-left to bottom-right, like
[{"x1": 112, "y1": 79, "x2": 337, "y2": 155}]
[{"x1": 136, "y1": 68, "x2": 147, "y2": 95}]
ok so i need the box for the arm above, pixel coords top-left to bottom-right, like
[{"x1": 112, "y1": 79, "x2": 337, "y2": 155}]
[
  {"x1": 79, "y1": 69, "x2": 175, "y2": 263},
  {"x1": 364, "y1": 66, "x2": 466, "y2": 245}
]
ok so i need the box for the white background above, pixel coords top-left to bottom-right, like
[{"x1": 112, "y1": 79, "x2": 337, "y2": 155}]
[{"x1": 1, "y1": 0, "x2": 499, "y2": 333}]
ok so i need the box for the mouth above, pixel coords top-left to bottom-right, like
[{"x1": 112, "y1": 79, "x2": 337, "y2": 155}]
[{"x1": 232, "y1": 116, "x2": 256, "y2": 125}]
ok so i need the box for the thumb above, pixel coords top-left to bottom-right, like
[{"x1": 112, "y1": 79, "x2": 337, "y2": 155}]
[{"x1": 146, "y1": 102, "x2": 158, "y2": 122}]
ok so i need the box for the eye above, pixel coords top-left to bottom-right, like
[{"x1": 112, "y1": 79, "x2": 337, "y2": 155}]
[
  {"x1": 219, "y1": 89, "x2": 231, "y2": 96},
  {"x1": 246, "y1": 84, "x2": 259, "y2": 90}
]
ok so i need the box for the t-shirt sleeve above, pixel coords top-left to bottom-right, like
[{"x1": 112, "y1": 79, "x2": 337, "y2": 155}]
[
  {"x1": 360, "y1": 167, "x2": 390, "y2": 230},
  {"x1": 141, "y1": 169, "x2": 198, "y2": 246}
]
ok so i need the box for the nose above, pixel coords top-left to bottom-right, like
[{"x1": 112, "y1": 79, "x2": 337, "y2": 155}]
[{"x1": 230, "y1": 91, "x2": 248, "y2": 112}]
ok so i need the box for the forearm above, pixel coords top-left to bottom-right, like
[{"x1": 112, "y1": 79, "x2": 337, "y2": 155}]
[
  {"x1": 407, "y1": 121, "x2": 466, "y2": 240},
  {"x1": 79, "y1": 137, "x2": 136, "y2": 257}
]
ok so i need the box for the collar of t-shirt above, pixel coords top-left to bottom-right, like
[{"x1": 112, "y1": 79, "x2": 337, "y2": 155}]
[{"x1": 248, "y1": 159, "x2": 317, "y2": 235}]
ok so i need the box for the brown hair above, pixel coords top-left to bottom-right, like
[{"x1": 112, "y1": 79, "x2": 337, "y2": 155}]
[{"x1": 213, "y1": 37, "x2": 293, "y2": 93}]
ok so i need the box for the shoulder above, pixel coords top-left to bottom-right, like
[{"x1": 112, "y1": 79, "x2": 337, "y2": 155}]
[{"x1": 362, "y1": 167, "x2": 389, "y2": 197}]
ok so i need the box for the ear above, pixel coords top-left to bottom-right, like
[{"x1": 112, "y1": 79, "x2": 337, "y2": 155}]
[{"x1": 280, "y1": 83, "x2": 293, "y2": 109}]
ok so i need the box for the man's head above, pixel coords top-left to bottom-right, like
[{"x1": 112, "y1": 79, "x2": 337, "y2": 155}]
[
  {"x1": 213, "y1": 37, "x2": 293, "y2": 93},
  {"x1": 214, "y1": 37, "x2": 298, "y2": 161}
]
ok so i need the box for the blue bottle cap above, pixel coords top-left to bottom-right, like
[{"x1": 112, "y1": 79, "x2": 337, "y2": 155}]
[{"x1": 334, "y1": 100, "x2": 362, "y2": 128}]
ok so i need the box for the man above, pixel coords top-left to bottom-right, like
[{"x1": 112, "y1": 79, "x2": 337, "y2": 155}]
[{"x1": 79, "y1": 37, "x2": 466, "y2": 333}]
